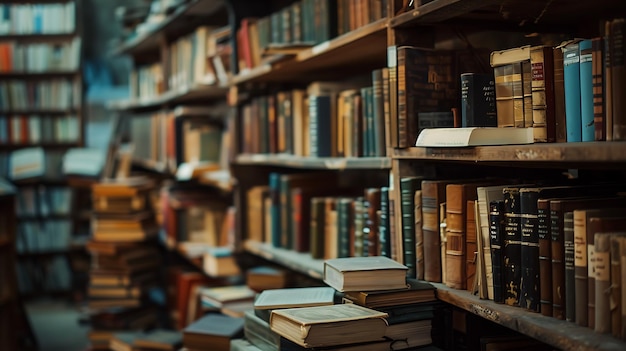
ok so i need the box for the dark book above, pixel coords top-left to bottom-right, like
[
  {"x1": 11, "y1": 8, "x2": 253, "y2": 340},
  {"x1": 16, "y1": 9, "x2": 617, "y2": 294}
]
[
  {"x1": 564, "y1": 211, "x2": 576, "y2": 322},
  {"x1": 400, "y1": 176, "x2": 422, "y2": 278},
  {"x1": 371, "y1": 68, "x2": 386, "y2": 156},
  {"x1": 592, "y1": 37, "x2": 606, "y2": 141},
  {"x1": 336, "y1": 197, "x2": 355, "y2": 258},
  {"x1": 364, "y1": 188, "x2": 382, "y2": 257},
  {"x1": 552, "y1": 45, "x2": 567, "y2": 142},
  {"x1": 343, "y1": 278, "x2": 436, "y2": 309},
  {"x1": 379, "y1": 187, "x2": 391, "y2": 258},
  {"x1": 489, "y1": 200, "x2": 506, "y2": 303},
  {"x1": 308, "y1": 94, "x2": 333, "y2": 157},
  {"x1": 610, "y1": 18, "x2": 626, "y2": 140},
  {"x1": 502, "y1": 186, "x2": 522, "y2": 306},
  {"x1": 460, "y1": 73, "x2": 496, "y2": 128},
  {"x1": 183, "y1": 313, "x2": 244, "y2": 351}
]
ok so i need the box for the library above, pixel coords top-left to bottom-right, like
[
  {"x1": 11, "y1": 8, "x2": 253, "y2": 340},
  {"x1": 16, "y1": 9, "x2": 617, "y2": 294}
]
[{"x1": 2, "y1": 0, "x2": 626, "y2": 350}]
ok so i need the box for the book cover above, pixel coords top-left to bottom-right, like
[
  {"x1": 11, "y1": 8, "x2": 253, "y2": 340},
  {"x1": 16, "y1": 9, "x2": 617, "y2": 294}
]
[
  {"x1": 269, "y1": 304, "x2": 388, "y2": 348},
  {"x1": 323, "y1": 256, "x2": 408, "y2": 292},
  {"x1": 460, "y1": 73, "x2": 496, "y2": 128}
]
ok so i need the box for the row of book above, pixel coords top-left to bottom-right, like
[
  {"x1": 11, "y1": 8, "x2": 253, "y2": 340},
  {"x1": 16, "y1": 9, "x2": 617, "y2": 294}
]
[
  {"x1": 129, "y1": 62, "x2": 164, "y2": 102},
  {"x1": 0, "y1": 38, "x2": 81, "y2": 72},
  {"x1": 240, "y1": 73, "x2": 387, "y2": 158},
  {"x1": 167, "y1": 25, "x2": 232, "y2": 90},
  {"x1": 127, "y1": 106, "x2": 226, "y2": 174},
  {"x1": 15, "y1": 255, "x2": 72, "y2": 294},
  {"x1": 0, "y1": 2, "x2": 76, "y2": 35},
  {"x1": 15, "y1": 219, "x2": 72, "y2": 254},
  {"x1": 0, "y1": 78, "x2": 81, "y2": 111},
  {"x1": 0, "y1": 148, "x2": 66, "y2": 181},
  {"x1": 15, "y1": 185, "x2": 73, "y2": 217},
  {"x1": 0, "y1": 115, "x2": 81, "y2": 144},
  {"x1": 236, "y1": 0, "x2": 389, "y2": 72}
]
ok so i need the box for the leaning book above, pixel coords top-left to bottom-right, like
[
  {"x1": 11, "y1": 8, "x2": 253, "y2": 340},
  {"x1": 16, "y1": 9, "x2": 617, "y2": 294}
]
[{"x1": 269, "y1": 304, "x2": 388, "y2": 348}]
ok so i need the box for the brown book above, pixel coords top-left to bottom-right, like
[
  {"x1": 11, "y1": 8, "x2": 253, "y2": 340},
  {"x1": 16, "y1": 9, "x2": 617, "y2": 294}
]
[
  {"x1": 592, "y1": 37, "x2": 606, "y2": 141},
  {"x1": 573, "y1": 206, "x2": 626, "y2": 327},
  {"x1": 421, "y1": 179, "x2": 454, "y2": 283},
  {"x1": 175, "y1": 272, "x2": 213, "y2": 329},
  {"x1": 595, "y1": 232, "x2": 626, "y2": 334},
  {"x1": 92, "y1": 176, "x2": 155, "y2": 198},
  {"x1": 529, "y1": 45, "x2": 556, "y2": 142},
  {"x1": 552, "y1": 46, "x2": 567, "y2": 143},
  {"x1": 445, "y1": 182, "x2": 493, "y2": 290},
  {"x1": 604, "y1": 20, "x2": 614, "y2": 141},
  {"x1": 466, "y1": 200, "x2": 477, "y2": 291},
  {"x1": 587, "y1": 216, "x2": 626, "y2": 330},
  {"x1": 246, "y1": 185, "x2": 269, "y2": 243},
  {"x1": 611, "y1": 18, "x2": 626, "y2": 140},
  {"x1": 365, "y1": 188, "x2": 382, "y2": 257}
]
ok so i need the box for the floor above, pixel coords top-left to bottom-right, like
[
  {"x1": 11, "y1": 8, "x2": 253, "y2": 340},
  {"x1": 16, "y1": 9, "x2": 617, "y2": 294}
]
[{"x1": 25, "y1": 299, "x2": 90, "y2": 351}]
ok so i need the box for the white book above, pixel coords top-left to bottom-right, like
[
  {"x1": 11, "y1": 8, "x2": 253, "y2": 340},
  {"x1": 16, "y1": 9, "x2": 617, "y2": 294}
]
[{"x1": 415, "y1": 127, "x2": 534, "y2": 147}]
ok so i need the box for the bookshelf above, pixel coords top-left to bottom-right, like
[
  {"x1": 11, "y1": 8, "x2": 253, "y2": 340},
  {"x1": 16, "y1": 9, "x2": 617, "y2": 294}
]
[
  {"x1": 225, "y1": 0, "x2": 626, "y2": 350},
  {"x1": 0, "y1": 0, "x2": 85, "y2": 299}
]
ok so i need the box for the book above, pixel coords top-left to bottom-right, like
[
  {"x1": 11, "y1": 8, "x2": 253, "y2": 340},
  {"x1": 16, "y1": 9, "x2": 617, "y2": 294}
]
[
  {"x1": 489, "y1": 200, "x2": 506, "y2": 303},
  {"x1": 490, "y1": 45, "x2": 531, "y2": 128},
  {"x1": 199, "y1": 285, "x2": 256, "y2": 315},
  {"x1": 579, "y1": 39, "x2": 594, "y2": 141},
  {"x1": 562, "y1": 40, "x2": 583, "y2": 142},
  {"x1": 591, "y1": 37, "x2": 606, "y2": 141},
  {"x1": 203, "y1": 246, "x2": 241, "y2": 277},
  {"x1": 466, "y1": 200, "x2": 478, "y2": 292},
  {"x1": 323, "y1": 256, "x2": 408, "y2": 292},
  {"x1": 529, "y1": 45, "x2": 556, "y2": 142},
  {"x1": 415, "y1": 127, "x2": 534, "y2": 147},
  {"x1": 253, "y1": 286, "x2": 336, "y2": 322},
  {"x1": 243, "y1": 310, "x2": 281, "y2": 351},
  {"x1": 611, "y1": 235, "x2": 626, "y2": 339},
  {"x1": 400, "y1": 176, "x2": 422, "y2": 278},
  {"x1": 610, "y1": 18, "x2": 626, "y2": 140},
  {"x1": 110, "y1": 331, "x2": 141, "y2": 351},
  {"x1": 564, "y1": 211, "x2": 576, "y2": 322},
  {"x1": 343, "y1": 278, "x2": 436, "y2": 308},
  {"x1": 182, "y1": 313, "x2": 244, "y2": 351},
  {"x1": 460, "y1": 73, "x2": 497, "y2": 128},
  {"x1": 133, "y1": 329, "x2": 182, "y2": 351},
  {"x1": 246, "y1": 266, "x2": 289, "y2": 292},
  {"x1": 269, "y1": 304, "x2": 388, "y2": 348},
  {"x1": 421, "y1": 179, "x2": 454, "y2": 283},
  {"x1": 595, "y1": 232, "x2": 626, "y2": 334}
]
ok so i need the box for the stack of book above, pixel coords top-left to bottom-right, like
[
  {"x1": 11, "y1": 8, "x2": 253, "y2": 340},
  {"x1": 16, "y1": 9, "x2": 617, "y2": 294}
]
[
  {"x1": 86, "y1": 176, "x2": 163, "y2": 350},
  {"x1": 232, "y1": 256, "x2": 440, "y2": 351}
]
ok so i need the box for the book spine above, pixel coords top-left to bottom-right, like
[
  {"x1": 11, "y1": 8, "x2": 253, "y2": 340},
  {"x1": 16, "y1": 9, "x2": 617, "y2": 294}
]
[
  {"x1": 520, "y1": 189, "x2": 540, "y2": 312},
  {"x1": 594, "y1": 233, "x2": 611, "y2": 333},
  {"x1": 415, "y1": 189, "x2": 424, "y2": 280},
  {"x1": 401, "y1": 177, "x2": 417, "y2": 278},
  {"x1": 489, "y1": 200, "x2": 506, "y2": 303},
  {"x1": 310, "y1": 197, "x2": 326, "y2": 259},
  {"x1": 511, "y1": 62, "x2": 525, "y2": 128},
  {"x1": 269, "y1": 173, "x2": 282, "y2": 248},
  {"x1": 353, "y1": 197, "x2": 365, "y2": 257},
  {"x1": 494, "y1": 64, "x2": 515, "y2": 127},
  {"x1": 372, "y1": 68, "x2": 386, "y2": 156},
  {"x1": 387, "y1": 46, "x2": 398, "y2": 148},
  {"x1": 466, "y1": 200, "x2": 477, "y2": 292},
  {"x1": 445, "y1": 184, "x2": 467, "y2": 290},
  {"x1": 604, "y1": 20, "x2": 613, "y2": 141},
  {"x1": 579, "y1": 39, "x2": 594, "y2": 142},
  {"x1": 460, "y1": 73, "x2": 497, "y2": 128},
  {"x1": 365, "y1": 188, "x2": 381, "y2": 257},
  {"x1": 379, "y1": 187, "x2": 391, "y2": 258},
  {"x1": 503, "y1": 187, "x2": 522, "y2": 306},
  {"x1": 550, "y1": 203, "x2": 566, "y2": 320},
  {"x1": 397, "y1": 47, "x2": 408, "y2": 148},
  {"x1": 611, "y1": 18, "x2": 626, "y2": 140},
  {"x1": 562, "y1": 41, "x2": 582, "y2": 142},
  {"x1": 522, "y1": 60, "x2": 533, "y2": 128},
  {"x1": 573, "y1": 210, "x2": 589, "y2": 327},
  {"x1": 530, "y1": 46, "x2": 556, "y2": 142},
  {"x1": 564, "y1": 211, "x2": 576, "y2": 322},
  {"x1": 592, "y1": 37, "x2": 606, "y2": 141},
  {"x1": 553, "y1": 47, "x2": 567, "y2": 142},
  {"x1": 610, "y1": 235, "x2": 624, "y2": 338},
  {"x1": 617, "y1": 236, "x2": 626, "y2": 340},
  {"x1": 422, "y1": 181, "x2": 444, "y2": 283},
  {"x1": 337, "y1": 198, "x2": 352, "y2": 258}
]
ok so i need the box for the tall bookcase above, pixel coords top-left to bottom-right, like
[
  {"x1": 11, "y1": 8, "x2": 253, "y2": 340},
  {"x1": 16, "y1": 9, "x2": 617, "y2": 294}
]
[
  {"x1": 108, "y1": 0, "x2": 626, "y2": 350},
  {"x1": 0, "y1": 0, "x2": 85, "y2": 299}
]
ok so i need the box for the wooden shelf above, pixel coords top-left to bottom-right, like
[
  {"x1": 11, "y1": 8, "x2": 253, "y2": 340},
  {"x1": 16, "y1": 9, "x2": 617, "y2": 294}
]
[
  {"x1": 0, "y1": 142, "x2": 80, "y2": 150},
  {"x1": 390, "y1": 0, "x2": 501, "y2": 27},
  {"x1": 0, "y1": 70, "x2": 80, "y2": 78},
  {"x1": 108, "y1": 83, "x2": 228, "y2": 112},
  {"x1": 0, "y1": 109, "x2": 80, "y2": 115},
  {"x1": 392, "y1": 142, "x2": 626, "y2": 168},
  {"x1": 233, "y1": 19, "x2": 388, "y2": 84},
  {"x1": 0, "y1": 32, "x2": 77, "y2": 40},
  {"x1": 433, "y1": 283, "x2": 626, "y2": 351},
  {"x1": 113, "y1": 0, "x2": 227, "y2": 56},
  {"x1": 243, "y1": 240, "x2": 324, "y2": 280},
  {"x1": 235, "y1": 154, "x2": 391, "y2": 170}
]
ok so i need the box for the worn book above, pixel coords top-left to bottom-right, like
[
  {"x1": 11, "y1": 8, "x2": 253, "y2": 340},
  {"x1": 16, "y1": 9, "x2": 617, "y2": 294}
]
[
  {"x1": 182, "y1": 313, "x2": 244, "y2": 351},
  {"x1": 415, "y1": 127, "x2": 534, "y2": 147},
  {"x1": 203, "y1": 246, "x2": 240, "y2": 277},
  {"x1": 269, "y1": 304, "x2": 388, "y2": 348},
  {"x1": 343, "y1": 278, "x2": 435, "y2": 308},
  {"x1": 199, "y1": 285, "x2": 256, "y2": 317},
  {"x1": 246, "y1": 266, "x2": 289, "y2": 292},
  {"x1": 460, "y1": 73, "x2": 496, "y2": 128},
  {"x1": 594, "y1": 232, "x2": 626, "y2": 334},
  {"x1": 253, "y1": 287, "x2": 336, "y2": 322},
  {"x1": 323, "y1": 256, "x2": 408, "y2": 292},
  {"x1": 133, "y1": 329, "x2": 182, "y2": 350}
]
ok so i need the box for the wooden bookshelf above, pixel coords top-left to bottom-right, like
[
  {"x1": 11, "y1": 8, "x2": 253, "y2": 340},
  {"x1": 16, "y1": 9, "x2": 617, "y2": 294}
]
[
  {"x1": 234, "y1": 154, "x2": 391, "y2": 170},
  {"x1": 108, "y1": 83, "x2": 228, "y2": 112},
  {"x1": 113, "y1": 0, "x2": 227, "y2": 56},
  {"x1": 243, "y1": 240, "x2": 324, "y2": 280},
  {"x1": 434, "y1": 283, "x2": 626, "y2": 351},
  {"x1": 232, "y1": 18, "x2": 388, "y2": 84}
]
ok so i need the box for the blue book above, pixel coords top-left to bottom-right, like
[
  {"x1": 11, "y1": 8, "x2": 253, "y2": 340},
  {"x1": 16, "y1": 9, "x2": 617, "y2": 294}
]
[
  {"x1": 562, "y1": 41, "x2": 582, "y2": 142},
  {"x1": 579, "y1": 39, "x2": 594, "y2": 141},
  {"x1": 269, "y1": 172, "x2": 282, "y2": 248}
]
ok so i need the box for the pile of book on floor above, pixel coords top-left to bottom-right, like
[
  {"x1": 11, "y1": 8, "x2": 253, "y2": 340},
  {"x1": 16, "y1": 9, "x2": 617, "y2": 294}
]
[
  {"x1": 85, "y1": 176, "x2": 166, "y2": 350},
  {"x1": 186, "y1": 256, "x2": 442, "y2": 351}
]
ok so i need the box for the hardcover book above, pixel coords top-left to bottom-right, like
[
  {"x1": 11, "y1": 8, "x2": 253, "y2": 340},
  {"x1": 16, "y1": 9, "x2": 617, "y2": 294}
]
[
  {"x1": 253, "y1": 287, "x2": 336, "y2": 322},
  {"x1": 343, "y1": 278, "x2": 436, "y2": 308},
  {"x1": 323, "y1": 256, "x2": 408, "y2": 292},
  {"x1": 269, "y1": 304, "x2": 388, "y2": 348}
]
